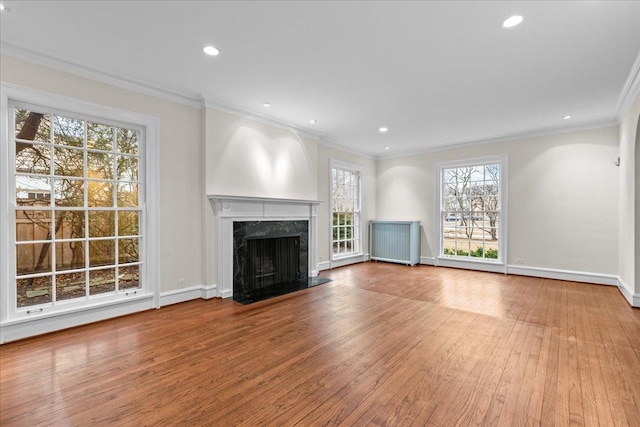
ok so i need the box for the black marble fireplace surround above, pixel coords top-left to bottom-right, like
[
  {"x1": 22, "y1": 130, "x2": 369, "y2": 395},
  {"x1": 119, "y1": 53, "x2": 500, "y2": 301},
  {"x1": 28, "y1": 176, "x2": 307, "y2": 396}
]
[{"x1": 233, "y1": 220, "x2": 309, "y2": 304}]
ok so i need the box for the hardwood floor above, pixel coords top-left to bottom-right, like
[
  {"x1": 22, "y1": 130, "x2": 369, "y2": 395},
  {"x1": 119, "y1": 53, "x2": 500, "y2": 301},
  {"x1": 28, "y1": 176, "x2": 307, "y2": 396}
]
[{"x1": 1, "y1": 263, "x2": 639, "y2": 426}]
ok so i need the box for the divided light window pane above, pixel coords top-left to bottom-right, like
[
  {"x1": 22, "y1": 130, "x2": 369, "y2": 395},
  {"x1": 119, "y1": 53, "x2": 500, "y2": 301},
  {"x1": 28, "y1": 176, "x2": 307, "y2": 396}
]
[{"x1": 13, "y1": 108, "x2": 144, "y2": 309}]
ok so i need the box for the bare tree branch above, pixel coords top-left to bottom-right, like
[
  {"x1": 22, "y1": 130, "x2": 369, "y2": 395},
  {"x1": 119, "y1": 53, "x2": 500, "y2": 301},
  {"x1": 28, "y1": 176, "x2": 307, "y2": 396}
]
[{"x1": 16, "y1": 112, "x2": 44, "y2": 154}]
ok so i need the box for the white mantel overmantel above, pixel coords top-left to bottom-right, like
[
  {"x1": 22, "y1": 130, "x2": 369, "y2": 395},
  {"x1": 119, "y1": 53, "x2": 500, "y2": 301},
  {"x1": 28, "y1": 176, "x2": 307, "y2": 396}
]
[{"x1": 208, "y1": 194, "x2": 323, "y2": 298}]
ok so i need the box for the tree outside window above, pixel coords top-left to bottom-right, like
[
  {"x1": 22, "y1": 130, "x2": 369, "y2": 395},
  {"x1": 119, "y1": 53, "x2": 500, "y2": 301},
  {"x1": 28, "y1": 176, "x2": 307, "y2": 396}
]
[
  {"x1": 14, "y1": 108, "x2": 142, "y2": 308},
  {"x1": 441, "y1": 162, "x2": 501, "y2": 260}
]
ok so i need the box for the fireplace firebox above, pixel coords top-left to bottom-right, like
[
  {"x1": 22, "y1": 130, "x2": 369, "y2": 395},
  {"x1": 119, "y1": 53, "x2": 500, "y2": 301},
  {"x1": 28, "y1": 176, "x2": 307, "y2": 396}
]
[{"x1": 233, "y1": 220, "x2": 308, "y2": 303}]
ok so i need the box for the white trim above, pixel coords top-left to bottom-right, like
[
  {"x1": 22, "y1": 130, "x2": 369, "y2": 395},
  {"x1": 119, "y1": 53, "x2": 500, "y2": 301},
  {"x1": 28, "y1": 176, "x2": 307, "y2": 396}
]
[
  {"x1": 3, "y1": 42, "x2": 375, "y2": 160},
  {"x1": 202, "y1": 99, "x2": 372, "y2": 160},
  {"x1": 318, "y1": 261, "x2": 331, "y2": 271},
  {"x1": 200, "y1": 284, "x2": 218, "y2": 300},
  {"x1": 377, "y1": 119, "x2": 619, "y2": 160},
  {"x1": 1, "y1": 41, "x2": 201, "y2": 109},
  {"x1": 159, "y1": 284, "x2": 218, "y2": 307},
  {"x1": 2, "y1": 42, "x2": 628, "y2": 161},
  {"x1": 331, "y1": 253, "x2": 367, "y2": 269},
  {"x1": 434, "y1": 154, "x2": 508, "y2": 273},
  {"x1": 616, "y1": 276, "x2": 640, "y2": 307},
  {"x1": 318, "y1": 136, "x2": 375, "y2": 160},
  {"x1": 615, "y1": 49, "x2": 640, "y2": 121},
  {"x1": 1, "y1": 42, "x2": 378, "y2": 162},
  {"x1": 159, "y1": 286, "x2": 203, "y2": 307},
  {"x1": 207, "y1": 194, "x2": 323, "y2": 205},
  {"x1": 420, "y1": 256, "x2": 436, "y2": 266},
  {"x1": 437, "y1": 258, "x2": 506, "y2": 274},
  {"x1": 202, "y1": 97, "x2": 322, "y2": 143},
  {"x1": 0, "y1": 295, "x2": 154, "y2": 343},
  {"x1": 507, "y1": 265, "x2": 617, "y2": 286},
  {"x1": 0, "y1": 82, "x2": 160, "y2": 338},
  {"x1": 0, "y1": 83, "x2": 9, "y2": 335}
]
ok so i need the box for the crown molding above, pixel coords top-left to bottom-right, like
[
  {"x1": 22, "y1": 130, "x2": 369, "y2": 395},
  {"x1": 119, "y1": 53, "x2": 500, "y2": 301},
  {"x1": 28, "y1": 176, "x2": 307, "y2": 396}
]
[
  {"x1": 376, "y1": 117, "x2": 620, "y2": 160},
  {"x1": 2, "y1": 40, "x2": 634, "y2": 162},
  {"x1": 317, "y1": 136, "x2": 375, "y2": 160},
  {"x1": 1, "y1": 41, "x2": 375, "y2": 160},
  {"x1": 615, "y1": 49, "x2": 640, "y2": 121},
  {"x1": 0, "y1": 41, "x2": 202, "y2": 109},
  {"x1": 201, "y1": 97, "x2": 374, "y2": 159},
  {"x1": 201, "y1": 97, "x2": 322, "y2": 142}
]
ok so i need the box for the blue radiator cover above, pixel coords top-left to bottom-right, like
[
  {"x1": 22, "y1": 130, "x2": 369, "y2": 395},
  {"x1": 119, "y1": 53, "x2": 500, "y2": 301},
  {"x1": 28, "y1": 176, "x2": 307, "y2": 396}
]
[{"x1": 369, "y1": 221, "x2": 420, "y2": 266}]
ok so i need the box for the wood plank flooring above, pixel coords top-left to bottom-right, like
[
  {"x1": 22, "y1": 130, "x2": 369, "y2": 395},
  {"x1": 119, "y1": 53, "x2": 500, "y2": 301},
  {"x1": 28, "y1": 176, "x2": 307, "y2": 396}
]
[{"x1": 1, "y1": 263, "x2": 639, "y2": 426}]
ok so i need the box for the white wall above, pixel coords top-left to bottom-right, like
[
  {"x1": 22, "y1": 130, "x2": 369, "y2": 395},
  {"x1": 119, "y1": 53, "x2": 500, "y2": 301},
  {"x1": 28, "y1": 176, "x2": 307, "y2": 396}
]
[
  {"x1": 377, "y1": 126, "x2": 620, "y2": 275},
  {"x1": 203, "y1": 108, "x2": 376, "y2": 274},
  {"x1": 204, "y1": 108, "x2": 318, "y2": 200},
  {"x1": 0, "y1": 55, "x2": 204, "y2": 294},
  {"x1": 618, "y1": 93, "x2": 640, "y2": 302}
]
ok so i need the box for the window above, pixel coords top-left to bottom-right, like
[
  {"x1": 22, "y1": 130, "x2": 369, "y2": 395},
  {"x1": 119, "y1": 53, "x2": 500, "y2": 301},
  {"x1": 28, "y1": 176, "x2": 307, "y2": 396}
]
[
  {"x1": 438, "y1": 156, "x2": 506, "y2": 264},
  {"x1": 331, "y1": 162, "x2": 362, "y2": 259},
  {"x1": 1, "y1": 88, "x2": 160, "y2": 326},
  {"x1": 12, "y1": 105, "x2": 143, "y2": 311}
]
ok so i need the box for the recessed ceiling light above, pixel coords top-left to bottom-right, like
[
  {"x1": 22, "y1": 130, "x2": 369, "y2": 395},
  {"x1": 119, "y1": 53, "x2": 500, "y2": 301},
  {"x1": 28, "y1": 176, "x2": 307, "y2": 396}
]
[
  {"x1": 502, "y1": 15, "x2": 523, "y2": 28},
  {"x1": 262, "y1": 102, "x2": 271, "y2": 107},
  {"x1": 384, "y1": 146, "x2": 390, "y2": 150},
  {"x1": 379, "y1": 127, "x2": 388, "y2": 133},
  {"x1": 0, "y1": 3, "x2": 10, "y2": 12},
  {"x1": 563, "y1": 115, "x2": 571, "y2": 120},
  {"x1": 203, "y1": 45, "x2": 219, "y2": 56},
  {"x1": 309, "y1": 119, "x2": 317, "y2": 124}
]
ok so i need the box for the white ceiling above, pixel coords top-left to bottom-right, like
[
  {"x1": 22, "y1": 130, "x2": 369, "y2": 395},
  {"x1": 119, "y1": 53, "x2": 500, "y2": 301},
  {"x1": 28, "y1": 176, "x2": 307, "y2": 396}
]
[{"x1": 1, "y1": 1, "x2": 639, "y2": 157}]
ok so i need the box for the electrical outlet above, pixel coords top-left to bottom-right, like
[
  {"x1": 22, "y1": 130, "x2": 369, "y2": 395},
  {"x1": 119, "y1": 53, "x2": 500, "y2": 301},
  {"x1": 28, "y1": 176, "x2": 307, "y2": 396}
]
[
  {"x1": 178, "y1": 278, "x2": 185, "y2": 287},
  {"x1": 515, "y1": 258, "x2": 525, "y2": 265}
]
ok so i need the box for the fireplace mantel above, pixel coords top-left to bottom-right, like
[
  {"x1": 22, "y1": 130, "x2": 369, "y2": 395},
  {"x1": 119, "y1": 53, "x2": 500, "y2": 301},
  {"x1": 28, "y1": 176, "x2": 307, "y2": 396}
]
[
  {"x1": 208, "y1": 194, "x2": 323, "y2": 205},
  {"x1": 208, "y1": 194, "x2": 323, "y2": 298}
]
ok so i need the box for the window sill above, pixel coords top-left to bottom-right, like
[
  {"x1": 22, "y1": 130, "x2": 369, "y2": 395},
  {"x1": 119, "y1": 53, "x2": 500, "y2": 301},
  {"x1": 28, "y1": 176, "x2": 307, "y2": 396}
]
[{"x1": 1, "y1": 293, "x2": 155, "y2": 343}]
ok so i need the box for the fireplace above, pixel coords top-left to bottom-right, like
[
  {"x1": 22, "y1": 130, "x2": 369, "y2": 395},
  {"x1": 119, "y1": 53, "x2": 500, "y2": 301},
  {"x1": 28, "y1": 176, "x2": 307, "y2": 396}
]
[
  {"x1": 208, "y1": 195, "x2": 322, "y2": 300},
  {"x1": 233, "y1": 221, "x2": 308, "y2": 303}
]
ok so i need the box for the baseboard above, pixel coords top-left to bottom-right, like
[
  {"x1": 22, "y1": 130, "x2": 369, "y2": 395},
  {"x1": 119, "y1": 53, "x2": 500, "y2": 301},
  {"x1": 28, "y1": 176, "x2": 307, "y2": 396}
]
[
  {"x1": 318, "y1": 261, "x2": 331, "y2": 271},
  {"x1": 330, "y1": 254, "x2": 367, "y2": 269},
  {"x1": 507, "y1": 265, "x2": 618, "y2": 286},
  {"x1": 160, "y1": 284, "x2": 219, "y2": 307},
  {"x1": 420, "y1": 256, "x2": 436, "y2": 266},
  {"x1": 437, "y1": 258, "x2": 506, "y2": 274},
  {"x1": 419, "y1": 260, "x2": 629, "y2": 303},
  {"x1": 160, "y1": 286, "x2": 204, "y2": 306},
  {"x1": 201, "y1": 284, "x2": 218, "y2": 299},
  {"x1": 617, "y1": 276, "x2": 640, "y2": 307}
]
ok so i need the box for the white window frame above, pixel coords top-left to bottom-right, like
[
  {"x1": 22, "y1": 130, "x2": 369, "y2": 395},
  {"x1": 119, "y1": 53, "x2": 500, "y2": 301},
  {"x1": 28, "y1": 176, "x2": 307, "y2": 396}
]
[
  {"x1": 0, "y1": 83, "x2": 160, "y2": 342},
  {"x1": 435, "y1": 154, "x2": 508, "y2": 274},
  {"x1": 329, "y1": 159, "x2": 365, "y2": 268}
]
